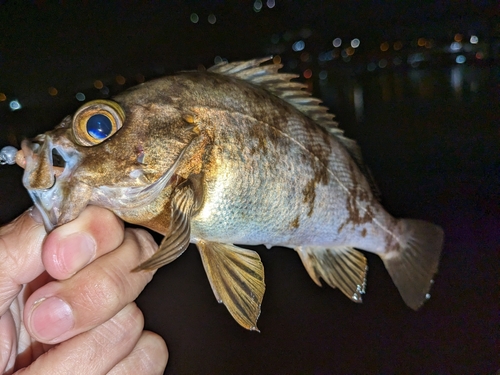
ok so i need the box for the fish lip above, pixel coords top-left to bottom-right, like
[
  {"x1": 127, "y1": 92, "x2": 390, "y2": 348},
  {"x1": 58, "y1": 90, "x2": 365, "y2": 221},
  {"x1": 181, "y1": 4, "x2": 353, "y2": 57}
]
[{"x1": 21, "y1": 136, "x2": 81, "y2": 232}]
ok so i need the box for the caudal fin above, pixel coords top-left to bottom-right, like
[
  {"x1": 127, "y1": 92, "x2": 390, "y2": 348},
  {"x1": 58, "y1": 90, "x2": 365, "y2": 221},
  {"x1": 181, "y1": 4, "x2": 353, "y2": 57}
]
[{"x1": 381, "y1": 219, "x2": 444, "y2": 310}]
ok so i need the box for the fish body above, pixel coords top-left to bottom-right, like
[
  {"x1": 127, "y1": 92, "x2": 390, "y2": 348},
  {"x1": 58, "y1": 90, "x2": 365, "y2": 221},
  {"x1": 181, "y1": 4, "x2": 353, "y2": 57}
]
[{"x1": 20, "y1": 58, "x2": 444, "y2": 330}]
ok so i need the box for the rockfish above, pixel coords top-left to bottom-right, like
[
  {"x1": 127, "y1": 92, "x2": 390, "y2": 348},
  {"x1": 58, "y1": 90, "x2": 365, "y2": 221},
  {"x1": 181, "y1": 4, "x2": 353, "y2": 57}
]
[{"x1": 17, "y1": 57, "x2": 444, "y2": 330}]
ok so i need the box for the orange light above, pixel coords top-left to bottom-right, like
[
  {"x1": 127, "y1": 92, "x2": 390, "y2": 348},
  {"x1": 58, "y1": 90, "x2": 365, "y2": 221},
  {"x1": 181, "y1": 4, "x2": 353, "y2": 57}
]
[
  {"x1": 94, "y1": 80, "x2": 104, "y2": 89},
  {"x1": 48, "y1": 87, "x2": 58, "y2": 96},
  {"x1": 273, "y1": 55, "x2": 281, "y2": 64},
  {"x1": 346, "y1": 46, "x2": 355, "y2": 56},
  {"x1": 454, "y1": 33, "x2": 463, "y2": 42},
  {"x1": 475, "y1": 52, "x2": 484, "y2": 60},
  {"x1": 417, "y1": 38, "x2": 426, "y2": 47},
  {"x1": 115, "y1": 75, "x2": 126, "y2": 85},
  {"x1": 380, "y1": 42, "x2": 389, "y2": 52},
  {"x1": 394, "y1": 41, "x2": 403, "y2": 51},
  {"x1": 0, "y1": 93, "x2": 6, "y2": 101},
  {"x1": 425, "y1": 40, "x2": 433, "y2": 49},
  {"x1": 303, "y1": 69, "x2": 312, "y2": 79}
]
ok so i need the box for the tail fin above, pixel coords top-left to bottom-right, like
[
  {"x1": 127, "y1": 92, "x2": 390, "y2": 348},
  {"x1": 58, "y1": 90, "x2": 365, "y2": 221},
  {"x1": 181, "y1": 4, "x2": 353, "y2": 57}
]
[{"x1": 381, "y1": 219, "x2": 444, "y2": 310}]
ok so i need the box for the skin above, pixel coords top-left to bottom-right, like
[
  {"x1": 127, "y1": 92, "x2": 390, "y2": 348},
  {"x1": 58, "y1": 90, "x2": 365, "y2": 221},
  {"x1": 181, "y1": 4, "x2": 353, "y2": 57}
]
[{"x1": 0, "y1": 205, "x2": 168, "y2": 374}]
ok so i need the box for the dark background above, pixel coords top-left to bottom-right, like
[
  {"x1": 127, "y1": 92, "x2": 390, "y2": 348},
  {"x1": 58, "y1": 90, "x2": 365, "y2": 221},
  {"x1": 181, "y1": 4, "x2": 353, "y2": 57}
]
[{"x1": 0, "y1": 1, "x2": 498, "y2": 374}]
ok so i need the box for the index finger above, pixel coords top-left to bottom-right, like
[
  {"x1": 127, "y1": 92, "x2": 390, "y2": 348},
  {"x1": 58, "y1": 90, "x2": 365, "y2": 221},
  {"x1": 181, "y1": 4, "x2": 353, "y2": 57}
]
[{"x1": 0, "y1": 207, "x2": 46, "y2": 315}]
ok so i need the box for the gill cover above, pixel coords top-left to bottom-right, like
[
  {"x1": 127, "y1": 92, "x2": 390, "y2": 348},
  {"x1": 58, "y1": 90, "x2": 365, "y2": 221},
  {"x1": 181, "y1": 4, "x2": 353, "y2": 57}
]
[{"x1": 72, "y1": 100, "x2": 125, "y2": 146}]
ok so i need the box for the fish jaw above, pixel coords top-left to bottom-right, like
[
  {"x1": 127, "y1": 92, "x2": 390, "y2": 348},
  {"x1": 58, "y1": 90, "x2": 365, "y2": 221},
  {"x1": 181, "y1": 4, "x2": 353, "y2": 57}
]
[{"x1": 21, "y1": 135, "x2": 86, "y2": 231}]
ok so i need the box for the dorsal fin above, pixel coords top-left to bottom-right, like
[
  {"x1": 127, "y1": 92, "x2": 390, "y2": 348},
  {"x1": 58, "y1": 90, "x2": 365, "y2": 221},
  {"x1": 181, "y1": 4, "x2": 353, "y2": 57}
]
[{"x1": 208, "y1": 57, "x2": 381, "y2": 199}]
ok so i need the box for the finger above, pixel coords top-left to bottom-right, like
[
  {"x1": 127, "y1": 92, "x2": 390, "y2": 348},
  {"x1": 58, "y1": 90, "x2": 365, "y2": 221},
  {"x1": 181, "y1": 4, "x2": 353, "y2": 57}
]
[
  {"x1": 108, "y1": 331, "x2": 168, "y2": 375},
  {"x1": 42, "y1": 205, "x2": 124, "y2": 280},
  {"x1": 0, "y1": 309, "x2": 17, "y2": 373},
  {"x1": 25, "y1": 229, "x2": 158, "y2": 344},
  {"x1": 0, "y1": 208, "x2": 46, "y2": 316},
  {"x1": 18, "y1": 303, "x2": 144, "y2": 375}
]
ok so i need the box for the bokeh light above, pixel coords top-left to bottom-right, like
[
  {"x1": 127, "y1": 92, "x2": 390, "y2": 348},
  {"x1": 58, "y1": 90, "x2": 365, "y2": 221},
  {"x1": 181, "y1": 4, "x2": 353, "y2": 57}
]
[
  {"x1": 417, "y1": 38, "x2": 426, "y2": 47},
  {"x1": 292, "y1": 40, "x2": 305, "y2": 51},
  {"x1": 9, "y1": 100, "x2": 21, "y2": 111},
  {"x1": 266, "y1": 0, "x2": 275, "y2": 8},
  {"x1": 76, "y1": 92, "x2": 86, "y2": 101},
  {"x1": 319, "y1": 70, "x2": 327, "y2": 80},
  {"x1": 115, "y1": 75, "x2": 126, "y2": 85},
  {"x1": 380, "y1": 42, "x2": 389, "y2": 52},
  {"x1": 456, "y1": 55, "x2": 466, "y2": 64},
  {"x1": 332, "y1": 38, "x2": 342, "y2": 48},
  {"x1": 470, "y1": 35, "x2": 478, "y2": 44},
  {"x1": 253, "y1": 0, "x2": 262, "y2": 12},
  {"x1": 394, "y1": 41, "x2": 403, "y2": 50},
  {"x1": 94, "y1": 80, "x2": 104, "y2": 89},
  {"x1": 273, "y1": 55, "x2": 281, "y2": 64},
  {"x1": 454, "y1": 33, "x2": 463, "y2": 42},
  {"x1": 48, "y1": 87, "x2": 58, "y2": 96},
  {"x1": 208, "y1": 14, "x2": 216, "y2": 24},
  {"x1": 350, "y1": 38, "x2": 360, "y2": 48},
  {"x1": 190, "y1": 13, "x2": 199, "y2": 23},
  {"x1": 303, "y1": 69, "x2": 312, "y2": 79},
  {"x1": 0, "y1": 93, "x2": 7, "y2": 102}
]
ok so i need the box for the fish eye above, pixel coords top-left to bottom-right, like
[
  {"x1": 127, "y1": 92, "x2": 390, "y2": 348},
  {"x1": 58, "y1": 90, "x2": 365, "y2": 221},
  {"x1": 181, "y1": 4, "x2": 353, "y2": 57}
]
[{"x1": 72, "y1": 100, "x2": 125, "y2": 146}]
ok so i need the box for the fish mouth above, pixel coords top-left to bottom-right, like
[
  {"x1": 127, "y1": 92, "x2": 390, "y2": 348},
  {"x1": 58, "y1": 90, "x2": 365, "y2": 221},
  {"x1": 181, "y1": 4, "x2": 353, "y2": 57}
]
[{"x1": 21, "y1": 136, "x2": 81, "y2": 232}]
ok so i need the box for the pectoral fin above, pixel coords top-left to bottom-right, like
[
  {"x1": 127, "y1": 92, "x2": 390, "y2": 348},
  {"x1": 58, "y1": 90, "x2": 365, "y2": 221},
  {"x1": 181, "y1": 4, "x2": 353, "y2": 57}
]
[
  {"x1": 296, "y1": 246, "x2": 367, "y2": 302},
  {"x1": 196, "y1": 241, "x2": 265, "y2": 331},
  {"x1": 134, "y1": 184, "x2": 194, "y2": 271}
]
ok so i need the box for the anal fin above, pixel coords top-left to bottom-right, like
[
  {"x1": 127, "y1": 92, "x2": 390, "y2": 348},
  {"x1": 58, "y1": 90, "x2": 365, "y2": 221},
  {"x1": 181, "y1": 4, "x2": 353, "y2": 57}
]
[
  {"x1": 296, "y1": 246, "x2": 367, "y2": 302},
  {"x1": 196, "y1": 241, "x2": 265, "y2": 331}
]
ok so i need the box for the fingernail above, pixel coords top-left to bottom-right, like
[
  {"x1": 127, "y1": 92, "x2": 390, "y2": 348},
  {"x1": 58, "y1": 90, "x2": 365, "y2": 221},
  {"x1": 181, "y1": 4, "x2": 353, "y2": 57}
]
[
  {"x1": 29, "y1": 206, "x2": 43, "y2": 224},
  {"x1": 30, "y1": 296, "x2": 74, "y2": 341},
  {"x1": 58, "y1": 233, "x2": 96, "y2": 273}
]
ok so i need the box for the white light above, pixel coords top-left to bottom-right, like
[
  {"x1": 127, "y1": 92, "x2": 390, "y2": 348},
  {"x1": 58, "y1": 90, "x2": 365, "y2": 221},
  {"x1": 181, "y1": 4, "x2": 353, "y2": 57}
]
[
  {"x1": 332, "y1": 38, "x2": 342, "y2": 48},
  {"x1": 9, "y1": 100, "x2": 21, "y2": 111},
  {"x1": 253, "y1": 0, "x2": 262, "y2": 11},
  {"x1": 456, "y1": 55, "x2": 466, "y2": 64},
  {"x1": 292, "y1": 40, "x2": 305, "y2": 52},
  {"x1": 267, "y1": 0, "x2": 275, "y2": 8},
  {"x1": 190, "y1": 13, "x2": 199, "y2": 23},
  {"x1": 208, "y1": 14, "x2": 216, "y2": 24},
  {"x1": 351, "y1": 38, "x2": 360, "y2": 48},
  {"x1": 470, "y1": 35, "x2": 478, "y2": 44},
  {"x1": 75, "y1": 92, "x2": 86, "y2": 101}
]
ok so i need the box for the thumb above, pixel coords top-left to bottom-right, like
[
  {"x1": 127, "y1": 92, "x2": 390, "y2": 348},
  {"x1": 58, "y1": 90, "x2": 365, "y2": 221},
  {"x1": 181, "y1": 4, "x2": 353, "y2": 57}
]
[{"x1": 0, "y1": 207, "x2": 47, "y2": 315}]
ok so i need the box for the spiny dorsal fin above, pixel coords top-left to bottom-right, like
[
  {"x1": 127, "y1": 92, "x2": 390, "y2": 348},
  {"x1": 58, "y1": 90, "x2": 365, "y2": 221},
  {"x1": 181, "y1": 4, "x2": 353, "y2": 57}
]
[{"x1": 208, "y1": 57, "x2": 380, "y2": 199}]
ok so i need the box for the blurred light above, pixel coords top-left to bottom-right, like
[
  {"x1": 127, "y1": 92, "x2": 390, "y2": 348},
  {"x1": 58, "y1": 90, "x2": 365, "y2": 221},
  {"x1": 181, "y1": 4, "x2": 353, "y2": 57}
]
[
  {"x1": 393, "y1": 41, "x2": 403, "y2": 51},
  {"x1": 136, "y1": 74, "x2": 145, "y2": 83},
  {"x1": 380, "y1": 42, "x2": 389, "y2": 52},
  {"x1": 407, "y1": 53, "x2": 424, "y2": 67},
  {"x1": 76, "y1": 92, "x2": 86, "y2": 101},
  {"x1": 425, "y1": 40, "x2": 433, "y2": 49},
  {"x1": 367, "y1": 62, "x2": 377, "y2": 72},
  {"x1": 450, "y1": 66, "x2": 463, "y2": 96},
  {"x1": 454, "y1": 33, "x2": 463, "y2": 42},
  {"x1": 253, "y1": 0, "x2": 262, "y2": 12},
  {"x1": 190, "y1": 13, "x2": 199, "y2": 23},
  {"x1": 353, "y1": 85, "x2": 364, "y2": 122},
  {"x1": 318, "y1": 50, "x2": 334, "y2": 62},
  {"x1": 470, "y1": 35, "x2": 478, "y2": 44},
  {"x1": 273, "y1": 55, "x2": 281, "y2": 64},
  {"x1": 475, "y1": 51, "x2": 484, "y2": 60},
  {"x1": 319, "y1": 70, "x2": 328, "y2": 80},
  {"x1": 271, "y1": 34, "x2": 280, "y2": 44},
  {"x1": 332, "y1": 38, "x2": 342, "y2": 48},
  {"x1": 300, "y1": 52, "x2": 310, "y2": 62},
  {"x1": 0, "y1": 93, "x2": 6, "y2": 101},
  {"x1": 342, "y1": 56, "x2": 351, "y2": 63},
  {"x1": 350, "y1": 38, "x2": 360, "y2": 48},
  {"x1": 378, "y1": 59, "x2": 387, "y2": 68},
  {"x1": 267, "y1": 0, "x2": 275, "y2": 8},
  {"x1": 393, "y1": 56, "x2": 402, "y2": 65},
  {"x1": 417, "y1": 38, "x2": 426, "y2": 47},
  {"x1": 303, "y1": 69, "x2": 312, "y2": 79},
  {"x1": 346, "y1": 46, "x2": 355, "y2": 56},
  {"x1": 214, "y1": 56, "x2": 223, "y2": 64},
  {"x1": 115, "y1": 75, "x2": 126, "y2": 85},
  {"x1": 9, "y1": 100, "x2": 21, "y2": 111},
  {"x1": 94, "y1": 80, "x2": 104, "y2": 89},
  {"x1": 100, "y1": 86, "x2": 109, "y2": 96},
  {"x1": 292, "y1": 40, "x2": 305, "y2": 52},
  {"x1": 456, "y1": 55, "x2": 466, "y2": 64},
  {"x1": 341, "y1": 49, "x2": 348, "y2": 58},
  {"x1": 208, "y1": 14, "x2": 216, "y2": 24},
  {"x1": 48, "y1": 87, "x2": 58, "y2": 96},
  {"x1": 450, "y1": 42, "x2": 462, "y2": 52}
]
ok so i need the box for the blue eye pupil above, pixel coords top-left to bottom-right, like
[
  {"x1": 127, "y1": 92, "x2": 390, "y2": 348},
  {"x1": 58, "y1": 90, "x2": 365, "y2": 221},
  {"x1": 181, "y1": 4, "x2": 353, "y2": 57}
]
[{"x1": 86, "y1": 114, "x2": 112, "y2": 139}]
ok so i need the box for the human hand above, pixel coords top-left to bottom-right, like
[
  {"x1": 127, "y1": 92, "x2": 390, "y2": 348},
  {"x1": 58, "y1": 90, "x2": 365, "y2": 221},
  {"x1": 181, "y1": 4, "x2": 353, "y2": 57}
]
[{"x1": 0, "y1": 206, "x2": 168, "y2": 374}]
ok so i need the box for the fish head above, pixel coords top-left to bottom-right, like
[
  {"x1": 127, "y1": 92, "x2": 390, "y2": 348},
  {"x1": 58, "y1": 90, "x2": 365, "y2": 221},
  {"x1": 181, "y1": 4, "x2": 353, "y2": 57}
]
[{"x1": 22, "y1": 92, "x2": 198, "y2": 232}]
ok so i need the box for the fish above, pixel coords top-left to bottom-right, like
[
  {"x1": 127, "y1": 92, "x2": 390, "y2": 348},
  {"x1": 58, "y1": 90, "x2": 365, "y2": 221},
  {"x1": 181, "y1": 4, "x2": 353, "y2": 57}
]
[{"x1": 17, "y1": 57, "x2": 444, "y2": 331}]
